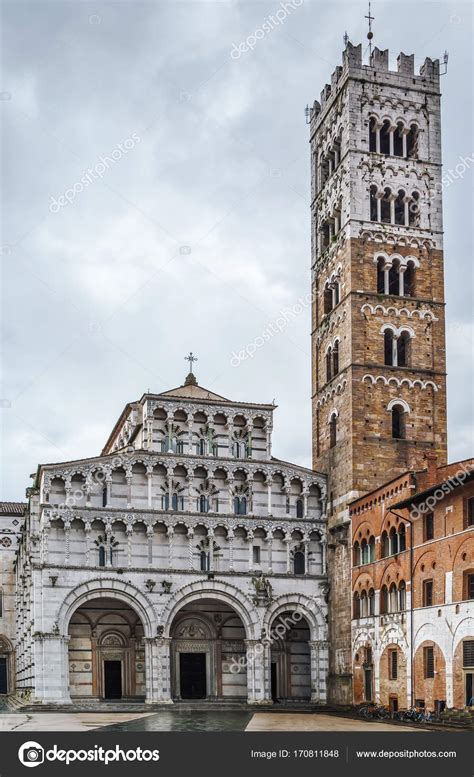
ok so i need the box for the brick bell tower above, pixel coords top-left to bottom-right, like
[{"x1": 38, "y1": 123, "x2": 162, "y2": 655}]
[{"x1": 310, "y1": 41, "x2": 448, "y2": 703}]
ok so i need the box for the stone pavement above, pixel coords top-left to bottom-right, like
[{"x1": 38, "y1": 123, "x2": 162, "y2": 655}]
[
  {"x1": 0, "y1": 712, "x2": 153, "y2": 732},
  {"x1": 245, "y1": 713, "x2": 422, "y2": 732}
]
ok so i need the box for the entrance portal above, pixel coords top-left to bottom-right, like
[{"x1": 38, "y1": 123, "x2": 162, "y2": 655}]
[
  {"x1": 104, "y1": 661, "x2": 122, "y2": 699},
  {"x1": 170, "y1": 598, "x2": 247, "y2": 700},
  {"x1": 180, "y1": 653, "x2": 206, "y2": 699}
]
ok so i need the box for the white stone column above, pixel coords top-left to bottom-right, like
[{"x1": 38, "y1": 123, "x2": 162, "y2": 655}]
[
  {"x1": 127, "y1": 525, "x2": 133, "y2": 568},
  {"x1": 265, "y1": 533, "x2": 273, "y2": 574},
  {"x1": 227, "y1": 423, "x2": 234, "y2": 457},
  {"x1": 126, "y1": 470, "x2": 133, "y2": 508},
  {"x1": 402, "y1": 130, "x2": 408, "y2": 157},
  {"x1": 147, "y1": 525, "x2": 154, "y2": 568},
  {"x1": 146, "y1": 465, "x2": 153, "y2": 508},
  {"x1": 266, "y1": 426, "x2": 272, "y2": 458},
  {"x1": 389, "y1": 127, "x2": 395, "y2": 156},
  {"x1": 267, "y1": 478, "x2": 273, "y2": 515},
  {"x1": 187, "y1": 529, "x2": 195, "y2": 570},
  {"x1": 64, "y1": 521, "x2": 70, "y2": 566},
  {"x1": 245, "y1": 640, "x2": 270, "y2": 705},
  {"x1": 145, "y1": 637, "x2": 173, "y2": 704},
  {"x1": 309, "y1": 640, "x2": 328, "y2": 703},
  {"x1": 398, "y1": 266, "x2": 406, "y2": 296},
  {"x1": 247, "y1": 531, "x2": 254, "y2": 572},
  {"x1": 285, "y1": 536, "x2": 292, "y2": 573},
  {"x1": 33, "y1": 634, "x2": 71, "y2": 704},
  {"x1": 167, "y1": 527, "x2": 174, "y2": 569},
  {"x1": 384, "y1": 264, "x2": 390, "y2": 294},
  {"x1": 228, "y1": 530, "x2": 234, "y2": 571},
  {"x1": 303, "y1": 491, "x2": 308, "y2": 517},
  {"x1": 187, "y1": 420, "x2": 194, "y2": 454},
  {"x1": 375, "y1": 124, "x2": 381, "y2": 154},
  {"x1": 320, "y1": 539, "x2": 327, "y2": 574},
  {"x1": 228, "y1": 479, "x2": 234, "y2": 513},
  {"x1": 84, "y1": 522, "x2": 91, "y2": 566},
  {"x1": 207, "y1": 529, "x2": 214, "y2": 571},
  {"x1": 42, "y1": 522, "x2": 50, "y2": 565},
  {"x1": 303, "y1": 539, "x2": 309, "y2": 575}
]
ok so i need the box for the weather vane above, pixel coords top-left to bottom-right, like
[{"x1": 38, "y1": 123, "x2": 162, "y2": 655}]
[
  {"x1": 365, "y1": 2, "x2": 374, "y2": 56},
  {"x1": 185, "y1": 352, "x2": 198, "y2": 374}
]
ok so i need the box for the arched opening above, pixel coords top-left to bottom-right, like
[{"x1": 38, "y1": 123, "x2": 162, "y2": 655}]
[
  {"x1": 397, "y1": 331, "x2": 410, "y2": 367},
  {"x1": 293, "y1": 550, "x2": 305, "y2": 575},
  {"x1": 170, "y1": 598, "x2": 247, "y2": 701},
  {"x1": 369, "y1": 116, "x2": 377, "y2": 152},
  {"x1": 269, "y1": 611, "x2": 311, "y2": 702},
  {"x1": 329, "y1": 413, "x2": 337, "y2": 448},
  {"x1": 394, "y1": 189, "x2": 405, "y2": 225},
  {"x1": 391, "y1": 404, "x2": 406, "y2": 439},
  {"x1": 332, "y1": 340, "x2": 339, "y2": 376},
  {"x1": 0, "y1": 636, "x2": 13, "y2": 695},
  {"x1": 380, "y1": 119, "x2": 391, "y2": 154},
  {"x1": 384, "y1": 329, "x2": 395, "y2": 365},
  {"x1": 326, "y1": 346, "x2": 332, "y2": 382},
  {"x1": 370, "y1": 185, "x2": 378, "y2": 221},
  {"x1": 68, "y1": 597, "x2": 145, "y2": 700},
  {"x1": 381, "y1": 187, "x2": 391, "y2": 223}
]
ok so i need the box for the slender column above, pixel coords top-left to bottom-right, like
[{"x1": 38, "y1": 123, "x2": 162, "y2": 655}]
[
  {"x1": 167, "y1": 527, "x2": 174, "y2": 569},
  {"x1": 146, "y1": 465, "x2": 153, "y2": 508},
  {"x1": 376, "y1": 195, "x2": 381, "y2": 222},
  {"x1": 390, "y1": 196, "x2": 395, "y2": 225},
  {"x1": 392, "y1": 334, "x2": 399, "y2": 366},
  {"x1": 402, "y1": 131, "x2": 407, "y2": 157},
  {"x1": 321, "y1": 539, "x2": 327, "y2": 574},
  {"x1": 105, "y1": 473, "x2": 112, "y2": 505},
  {"x1": 375, "y1": 126, "x2": 381, "y2": 153},
  {"x1": 404, "y1": 199, "x2": 409, "y2": 226},
  {"x1": 267, "y1": 478, "x2": 273, "y2": 515},
  {"x1": 186, "y1": 476, "x2": 193, "y2": 512},
  {"x1": 85, "y1": 522, "x2": 91, "y2": 566},
  {"x1": 42, "y1": 522, "x2": 50, "y2": 565},
  {"x1": 228, "y1": 479, "x2": 234, "y2": 513},
  {"x1": 187, "y1": 529, "x2": 195, "y2": 570},
  {"x1": 167, "y1": 412, "x2": 173, "y2": 452},
  {"x1": 147, "y1": 525, "x2": 153, "y2": 568},
  {"x1": 228, "y1": 422, "x2": 234, "y2": 457},
  {"x1": 303, "y1": 538, "x2": 309, "y2": 575},
  {"x1": 266, "y1": 425, "x2": 272, "y2": 458},
  {"x1": 64, "y1": 521, "x2": 70, "y2": 566},
  {"x1": 285, "y1": 535, "x2": 292, "y2": 573},
  {"x1": 228, "y1": 530, "x2": 234, "y2": 571},
  {"x1": 105, "y1": 524, "x2": 112, "y2": 567},
  {"x1": 303, "y1": 490, "x2": 308, "y2": 517},
  {"x1": 207, "y1": 529, "x2": 214, "y2": 571},
  {"x1": 167, "y1": 467, "x2": 173, "y2": 509},
  {"x1": 384, "y1": 264, "x2": 390, "y2": 294},
  {"x1": 398, "y1": 265, "x2": 406, "y2": 297},
  {"x1": 247, "y1": 531, "x2": 254, "y2": 572},
  {"x1": 389, "y1": 127, "x2": 394, "y2": 156},
  {"x1": 126, "y1": 470, "x2": 133, "y2": 509},
  {"x1": 265, "y1": 532, "x2": 273, "y2": 574},
  {"x1": 187, "y1": 420, "x2": 193, "y2": 454},
  {"x1": 127, "y1": 525, "x2": 133, "y2": 568}
]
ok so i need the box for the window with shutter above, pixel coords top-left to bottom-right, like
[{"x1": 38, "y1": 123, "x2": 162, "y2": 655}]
[
  {"x1": 463, "y1": 641, "x2": 474, "y2": 667},
  {"x1": 424, "y1": 646, "x2": 434, "y2": 678}
]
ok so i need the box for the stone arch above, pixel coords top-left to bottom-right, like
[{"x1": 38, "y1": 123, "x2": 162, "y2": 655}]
[
  {"x1": 57, "y1": 578, "x2": 157, "y2": 638},
  {"x1": 161, "y1": 580, "x2": 259, "y2": 640},
  {"x1": 263, "y1": 594, "x2": 326, "y2": 641}
]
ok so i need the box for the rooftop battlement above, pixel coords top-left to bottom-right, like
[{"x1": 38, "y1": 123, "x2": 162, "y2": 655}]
[{"x1": 311, "y1": 42, "x2": 441, "y2": 126}]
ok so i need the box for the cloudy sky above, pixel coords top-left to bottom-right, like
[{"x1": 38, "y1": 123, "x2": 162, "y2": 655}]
[{"x1": 1, "y1": 0, "x2": 473, "y2": 500}]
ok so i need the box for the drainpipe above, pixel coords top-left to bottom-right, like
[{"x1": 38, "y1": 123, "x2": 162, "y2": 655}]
[{"x1": 388, "y1": 507, "x2": 414, "y2": 707}]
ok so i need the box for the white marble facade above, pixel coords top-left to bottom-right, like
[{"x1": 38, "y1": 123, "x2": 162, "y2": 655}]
[{"x1": 11, "y1": 375, "x2": 329, "y2": 705}]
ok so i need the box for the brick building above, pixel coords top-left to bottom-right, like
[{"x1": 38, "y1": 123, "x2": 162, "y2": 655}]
[
  {"x1": 350, "y1": 456, "x2": 474, "y2": 711},
  {"x1": 310, "y1": 42, "x2": 448, "y2": 703}
]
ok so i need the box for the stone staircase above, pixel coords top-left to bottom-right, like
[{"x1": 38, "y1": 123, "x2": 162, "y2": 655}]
[{"x1": 439, "y1": 708, "x2": 474, "y2": 729}]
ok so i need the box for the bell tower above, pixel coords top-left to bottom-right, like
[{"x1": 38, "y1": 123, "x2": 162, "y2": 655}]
[{"x1": 310, "y1": 41, "x2": 448, "y2": 703}]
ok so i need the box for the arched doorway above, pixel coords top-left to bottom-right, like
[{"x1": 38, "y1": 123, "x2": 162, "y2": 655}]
[
  {"x1": 170, "y1": 598, "x2": 247, "y2": 700},
  {"x1": 68, "y1": 597, "x2": 145, "y2": 700},
  {"x1": 269, "y1": 611, "x2": 311, "y2": 702},
  {"x1": 0, "y1": 636, "x2": 13, "y2": 695}
]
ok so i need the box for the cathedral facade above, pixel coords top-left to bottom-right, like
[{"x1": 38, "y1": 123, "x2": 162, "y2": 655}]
[{"x1": 5, "y1": 374, "x2": 328, "y2": 705}]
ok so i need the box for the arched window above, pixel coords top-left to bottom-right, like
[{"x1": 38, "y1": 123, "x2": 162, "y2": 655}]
[
  {"x1": 196, "y1": 439, "x2": 206, "y2": 455},
  {"x1": 370, "y1": 185, "x2": 378, "y2": 221},
  {"x1": 334, "y1": 280, "x2": 340, "y2": 306},
  {"x1": 98, "y1": 546, "x2": 106, "y2": 567},
  {"x1": 394, "y1": 189, "x2": 406, "y2": 225},
  {"x1": 329, "y1": 413, "x2": 337, "y2": 448},
  {"x1": 404, "y1": 263, "x2": 415, "y2": 296},
  {"x1": 199, "y1": 495, "x2": 209, "y2": 513},
  {"x1": 200, "y1": 550, "x2": 210, "y2": 571},
  {"x1": 384, "y1": 329, "x2": 394, "y2": 366},
  {"x1": 380, "y1": 585, "x2": 388, "y2": 614},
  {"x1": 391, "y1": 404, "x2": 406, "y2": 439},
  {"x1": 368, "y1": 588, "x2": 375, "y2": 615},
  {"x1": 323, "y1": 284, "x2": 333, "y2": 314},
  {"x1": 377, "y1": 256, "x2": 385, "y2": 293},
  {"x1": 296, "y1": 498, "x2": 304, "y2": 518},
  {"x1": 326, "y1": 347, "x2": 333, "y2": 382},
  {"x1": 332, "y1": 341, "x2": 339, "y2": 376},
  {"x1": 397, "y1": 331, "x2": 410, "y2": 367},
  {"x1": 398, "y1": 524, "x2": 406, "y2": 552},
  {"x1": 380, "y1": 119, "x2": 391, "y2": 154},
  {"x1": 381, "y1": 531, "x2": 389, "y2": 558},
  {"x1": 293, "y1": 551, "x2": 305, "y2": 575},
  {"x1": 369, "y1": 117, "x2": 377, "y2": 152},
  {"x1": 353, "y1": 541, "x2": 361, "y2": 566},
  {"x1": 381, "y1": 187, "x2": 391, "y2": 223},
  {"x1": 171, "y1": 493, "x2": 183, "y2": 511},
  {"x1": 399, "y1": 581, "x2": 406, "y2": 610},
  {"x1": 353, "y1": 592, "x2": 361, "y2": 619},
  {"x1": 368, "y1": 536, "x2": 375, "y2": 562},
  {"x1": 388, "y1": 262, "x2": 399, "y2": 295}
]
